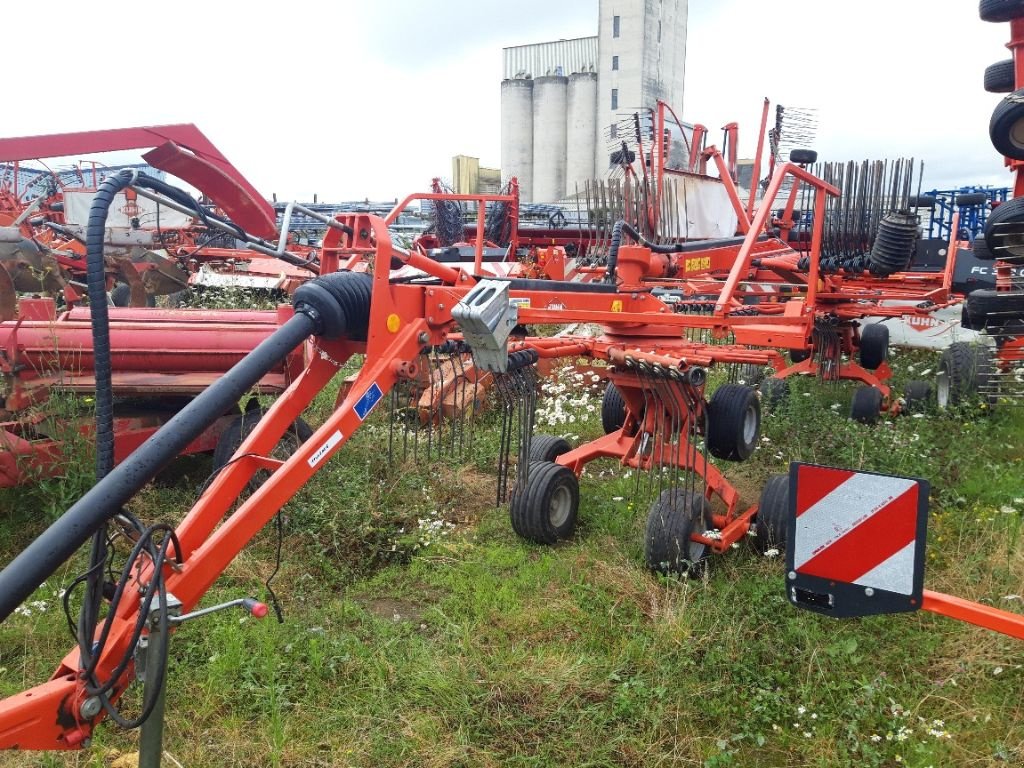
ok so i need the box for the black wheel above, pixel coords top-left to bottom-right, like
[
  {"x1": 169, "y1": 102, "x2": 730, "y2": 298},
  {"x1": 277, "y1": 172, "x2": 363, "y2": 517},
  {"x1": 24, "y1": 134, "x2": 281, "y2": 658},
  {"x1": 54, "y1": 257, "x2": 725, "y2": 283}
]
[
  {"x1": 966, "y1": 289, "x2": 1024, "y2": 323},
  {"x1": 983, "y1": 57, "x2": 1015, "y2": 93},
  {"x1": 789, "y1": 149, "x2": 818, "y2": 164},
  {"x1": 937, "y1": 342, "x2": 993, "y2": 408},
  {"x1": 110, "y1": 283, "x2": 156, "y2": 308},
  {"x1": 736, "y1": 363, "x2": 768, "y2": 386},
  {"x1": 167, "y1": 289, "x2": 188, "y2": 308},
  {"x1": 601, "y1": 382, "x2": 627, "y2": 434},
  {"x1": 985, "y1": 59, "x2": 1016, "y2": 94},
  {"x1": 509, "y1": 461, "x2": 579, "y2": 544},
  {"x1": 903, "y1": 380, "x2": 934, "y2": 413},
  {"x1": 972, "y1": 237, "x2": 995, "y2": 260},
  {"x1": 990, "y1": 88, "x2": 1024, "y2": 160},
  {"x1": 706, "y1": 384, "x2": 760, "y2": 461},
  {"x1": 955, "y1": 192, "x2": 990, "y2": 207},
  {"x1": 980, "y1": 0, "x2": 1024, "y2": 22},
  {"x1": 528, "y1": 435, "x2": 571, "y2": 462},
  {"x1": 850, "y1": 386, "x2": 883, "y2": 424},
  {"x1": 984, "y1": 195, "x2": 1024, "y2": 258},
  {"x1": 907, "y1": 195, "x2": 936, "y2": 209},
  {"x1": 753, "y1": 474, "x2": 789, "y2": 554},
  {"x1": 644, "y1": 489, "x2": 712, "y2": 577},
  {"x1": 789, "y1": 348, "x2": 811, "y2": 364},
  {"x1": 859, "y1": 323, "x2": 890, "y2": 370},
  {"x1": 212, "y1": 408, "x2": 314, "y2": 489},
  {"x1": 758, "y1": 377, "x2": 790, "y2": 409}
]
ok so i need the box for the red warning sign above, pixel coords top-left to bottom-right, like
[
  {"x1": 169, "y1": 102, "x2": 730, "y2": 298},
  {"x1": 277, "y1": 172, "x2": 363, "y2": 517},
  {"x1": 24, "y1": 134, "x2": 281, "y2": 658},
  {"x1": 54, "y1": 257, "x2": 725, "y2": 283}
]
[{"x1": 792, "y1": 465, "x2": 921, "y2": 595}]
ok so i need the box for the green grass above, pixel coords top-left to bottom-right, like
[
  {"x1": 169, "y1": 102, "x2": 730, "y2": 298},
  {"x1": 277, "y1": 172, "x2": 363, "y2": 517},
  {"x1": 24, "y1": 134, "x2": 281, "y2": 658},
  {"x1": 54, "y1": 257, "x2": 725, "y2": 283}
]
[{"x1": 0, "y1": 352, "x2": 1021, "y2": 767}]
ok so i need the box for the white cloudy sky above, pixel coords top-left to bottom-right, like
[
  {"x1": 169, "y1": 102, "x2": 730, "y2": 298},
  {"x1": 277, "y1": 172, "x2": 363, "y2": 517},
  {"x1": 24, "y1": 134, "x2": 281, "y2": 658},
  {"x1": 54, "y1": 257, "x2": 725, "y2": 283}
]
[{"x1": 3, "y1": 0, "x2": 1012, "y2": 200}]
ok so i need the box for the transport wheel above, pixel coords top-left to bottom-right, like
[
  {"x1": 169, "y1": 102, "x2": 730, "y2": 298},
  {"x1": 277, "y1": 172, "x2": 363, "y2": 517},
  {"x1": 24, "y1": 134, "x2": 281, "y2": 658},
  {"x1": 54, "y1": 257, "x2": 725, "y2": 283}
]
[
  {"x1": 528, "y1": 435, "x2": 571, "y2": 462},
  {"x1": 983, "y1": 195, "x2": 1024, "y2": 257},
  {"x1": 509, "y1": 461, "x2": 579, "y2": 544},
  {"x1": 858, "y1": 323, "x2": 890, "y2": 370},
  {"x1": 986, "y1": 54, "x2": 1016, "y2": 92},
  {"x1": 980, "y1": 0, "x2": 1024, "y2": 23},
  {"x1": 971, "y1": 237, "x2": 995, "y2": 261},
  {"x1": 850, "y1": 386, "x2": 883, "y2": 424},
  {"x1": 907, "y1": 195, "x2": 936, "y2": 209},
  {"x1": 903, "y1": 380, "x2": 934, "y2": 413},
  {"x1": 967, "y1": 289, "x2": 1024, "y2": 323},
  {"x1": 937, "y1": 342, "x2": 993, "y2": 408},
  {"x1": 707, "y1": 384, "x2": 760, "y2": 461},
  {"x1": 758, "y1": 377, "x2": 790, "y2": 409},
  {"x1": 212, "y1": 408, "x2": 314, "y2": 490},
  {"x1": 869, "y1": 212, "x2": 918, "y2": 276},
  {"x1": 789, "y1": 348, "x2": 811, "y2": 364},
  {"x1": 644, "y1": 489, "x2": 712, "y2": 578},
  {"x1": 990, "y1": 88, "x2": 1024, "y2": 160},
  {"x1": 601, "y1": 382, "x2": 627, "y2": 434},
  {"x1": 753, "y1": 474, "x2": 790, "y2": 554},
  {"x1": 789, "y1": 149, "x2": 818, "y2": 164},
  {"x1": 737, "y1": 363, "x2": 768, "y2": 385},
  {"x1": 110, "y1": 282, "x2": 155, "y2": 307},
  {"x1": 955, "y1": 192, "x2": 990, "y2": 207}
]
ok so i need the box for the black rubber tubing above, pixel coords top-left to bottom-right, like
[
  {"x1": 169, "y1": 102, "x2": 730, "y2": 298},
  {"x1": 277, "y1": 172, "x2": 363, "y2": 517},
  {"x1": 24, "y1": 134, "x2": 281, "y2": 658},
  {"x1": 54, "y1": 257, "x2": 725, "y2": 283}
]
[
  {"x1": 606, "y1": 220, "x2": 687, "y2": 283},
  {"x1": 0, "y1": 309, "x2": 317, "y2": 623}
]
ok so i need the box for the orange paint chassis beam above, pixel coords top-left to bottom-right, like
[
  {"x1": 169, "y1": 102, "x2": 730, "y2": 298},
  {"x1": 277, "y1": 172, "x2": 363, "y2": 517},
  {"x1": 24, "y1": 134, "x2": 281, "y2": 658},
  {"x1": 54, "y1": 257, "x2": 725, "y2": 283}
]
[{"x1": 922, "y1": 590, "x2": 1024, "y2": 640}]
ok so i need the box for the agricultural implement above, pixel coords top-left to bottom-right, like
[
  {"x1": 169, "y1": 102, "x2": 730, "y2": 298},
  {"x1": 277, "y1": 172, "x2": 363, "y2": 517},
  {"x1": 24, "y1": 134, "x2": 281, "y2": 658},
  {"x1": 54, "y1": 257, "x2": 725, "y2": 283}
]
[{"x1": 0, "y1": 154, "x2": 1018, "y2": 762}]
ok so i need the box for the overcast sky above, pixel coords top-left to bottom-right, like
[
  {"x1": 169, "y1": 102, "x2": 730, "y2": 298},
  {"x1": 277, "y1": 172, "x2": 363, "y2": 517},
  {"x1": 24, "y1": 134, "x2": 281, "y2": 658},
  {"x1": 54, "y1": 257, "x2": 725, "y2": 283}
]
[{"x1": 3, "y1": 0, "x2": 1012, "y2": 201}]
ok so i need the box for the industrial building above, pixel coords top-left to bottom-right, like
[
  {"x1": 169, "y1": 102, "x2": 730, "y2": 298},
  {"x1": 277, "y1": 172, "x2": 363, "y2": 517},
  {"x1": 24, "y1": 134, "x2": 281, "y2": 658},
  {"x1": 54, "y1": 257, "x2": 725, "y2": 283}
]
[{"x1": 501, "y1": 0, "x2": 688, "y2": 203}]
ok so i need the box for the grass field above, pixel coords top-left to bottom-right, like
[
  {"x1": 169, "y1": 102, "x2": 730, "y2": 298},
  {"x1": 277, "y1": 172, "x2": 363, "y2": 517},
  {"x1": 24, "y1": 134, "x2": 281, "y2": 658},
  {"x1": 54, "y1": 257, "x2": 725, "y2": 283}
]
[{"x1": 0, "y1": 348, "x2": 1021, "y2": 767}]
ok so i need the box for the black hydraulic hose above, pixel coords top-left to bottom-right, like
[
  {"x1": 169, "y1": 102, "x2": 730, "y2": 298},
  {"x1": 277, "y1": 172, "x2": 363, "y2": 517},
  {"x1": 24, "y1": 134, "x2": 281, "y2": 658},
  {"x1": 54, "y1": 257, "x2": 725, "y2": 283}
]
[
  {"x1": 86, "y1": 170, "x2": 134, "y2": 479},
  {"x1": 605, "y1": 220, "x2": 687, "y2": 283},
  {"x1": 0, "y1": 310, "x2": 317, "y2": 623}
]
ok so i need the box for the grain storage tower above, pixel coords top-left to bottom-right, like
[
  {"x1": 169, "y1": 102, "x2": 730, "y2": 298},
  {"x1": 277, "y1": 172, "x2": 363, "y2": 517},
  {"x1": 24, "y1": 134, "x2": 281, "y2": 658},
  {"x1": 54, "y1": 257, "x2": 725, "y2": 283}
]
[
  {"x1": 566, "y1": 72, "x2": 598, "y2": 196},
  {"x1": 500, "y1": 0, "x2": 688, "y2": 203},
  {"x1": 500, "y1": 79, "x2": 535, "y2": 203}
]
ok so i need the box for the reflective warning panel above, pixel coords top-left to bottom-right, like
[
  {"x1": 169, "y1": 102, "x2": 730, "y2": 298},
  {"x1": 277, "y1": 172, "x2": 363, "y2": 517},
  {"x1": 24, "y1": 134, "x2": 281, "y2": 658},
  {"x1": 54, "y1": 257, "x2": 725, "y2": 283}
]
[{"x1": 786, "y1": 463, "x2": 929, "y2": 619}]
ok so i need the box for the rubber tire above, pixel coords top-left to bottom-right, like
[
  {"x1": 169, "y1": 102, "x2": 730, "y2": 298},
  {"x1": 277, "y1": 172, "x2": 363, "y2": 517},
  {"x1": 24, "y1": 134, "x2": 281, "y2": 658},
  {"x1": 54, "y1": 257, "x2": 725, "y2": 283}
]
[
  {"x1": 859, "y1": 323, "x2": 890, "y2": 370},
  {"x1": 986, "y1": 59, "x2": 1016, "y2": 93},
  {"x1": 737, "y1": 363, "x2": 768, "y2": 386},
  {"x1": 955, "y1": 192, "x2": 990, "y2": 207},
  {"x1": 903, "y1": 380, "x2": 934, "y2": 413},
  {"x1": 110, "y1": 283, "x2": 155, "y2": 308},
  {"x1": 908, "y1": 195, "x2": 936, "y2": 209},
  {"x1": 601, "y1": 382, "x2": 627, "y2": 434},
  {"x1": 972, "y1": 237, "x2": 995, "y2": 260},
  {"x1": 980, "y1": 0, "x2": 1024, "y2": 22},
  {"x1": 983, "y1": 195, "x2": 1024, "y2": 257},
  {"x1": 754, "y1": 474, "x2": 789, "y2": 554},
  {"x1": 789, "y1": 348, "x2": 811, "y2": 364},
  {"x1": 758, "y1": 377, "x2": 790, "y2": 409},
  {"x1": 850, "y1": 386, "x2": 883, "y2": 424},
  {"x1": 509, "y1": 461, "x2": 579, "y2": 544},
  {"x1": 528, "y1": 435, "x2": 571, "y2": 462},
  {"x1": 937, "y1": 342, "x2": 992, "y2": 408},
  {"x1": 966, "y1": 289, "x2": 1024, "y2": 322},
  {"x1": 644, "y1": 489, "x2": 712, "y2": 578},
  {"x1": 990, "y1": 88, "x2": 1024, "y2": 160},
  {"x1": 212, "y1": 409, "x2": 314, "y2": 488},
  {"x1": 706, "y1": 384, "x2": 760, "y2": 461},
  {"x1": 789, "y1": 149, "x2": 818, "y2": 164}
]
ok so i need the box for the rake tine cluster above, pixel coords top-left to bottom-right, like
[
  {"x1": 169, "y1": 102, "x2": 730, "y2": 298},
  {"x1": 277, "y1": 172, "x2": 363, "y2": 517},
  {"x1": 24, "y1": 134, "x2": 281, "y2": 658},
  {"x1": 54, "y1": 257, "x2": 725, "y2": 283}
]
[
  {"x1": 493, "y1": 349, "x2": 539, "y2": 504},
  {"x1": 388, "y1": 342, "x2": 481, "y2": 464},
  {"x1": 626, "y1": 359, "x2": 706, "y2": 509}
]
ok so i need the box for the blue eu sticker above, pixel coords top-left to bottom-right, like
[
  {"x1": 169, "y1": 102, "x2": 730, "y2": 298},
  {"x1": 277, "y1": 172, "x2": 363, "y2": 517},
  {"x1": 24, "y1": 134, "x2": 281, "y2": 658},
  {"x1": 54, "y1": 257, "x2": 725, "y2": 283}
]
[{"x1": 354, "y1": 382, "x2": 384, "y2": 421}]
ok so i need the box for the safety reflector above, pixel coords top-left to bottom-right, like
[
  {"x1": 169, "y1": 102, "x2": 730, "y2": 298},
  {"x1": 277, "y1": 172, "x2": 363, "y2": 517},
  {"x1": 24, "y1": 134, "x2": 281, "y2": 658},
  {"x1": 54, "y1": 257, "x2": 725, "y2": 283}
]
[{"x1": 786, "y1": 463, "x2": 928, "y2": 619}]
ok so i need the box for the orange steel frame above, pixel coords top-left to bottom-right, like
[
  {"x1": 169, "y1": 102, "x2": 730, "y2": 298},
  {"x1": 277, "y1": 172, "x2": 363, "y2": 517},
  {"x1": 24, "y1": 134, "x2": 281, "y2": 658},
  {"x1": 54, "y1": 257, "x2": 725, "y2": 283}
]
[{"x1": 1, "y1": 167, "x2": 1015, "y2": 751}]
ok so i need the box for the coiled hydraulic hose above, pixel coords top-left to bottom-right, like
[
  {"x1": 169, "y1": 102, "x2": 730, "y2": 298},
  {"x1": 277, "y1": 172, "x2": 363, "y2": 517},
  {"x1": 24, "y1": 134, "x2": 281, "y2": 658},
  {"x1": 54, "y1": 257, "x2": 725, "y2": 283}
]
[{"x1": 605, "y1": 220, "x2": 688, "y2": 283}]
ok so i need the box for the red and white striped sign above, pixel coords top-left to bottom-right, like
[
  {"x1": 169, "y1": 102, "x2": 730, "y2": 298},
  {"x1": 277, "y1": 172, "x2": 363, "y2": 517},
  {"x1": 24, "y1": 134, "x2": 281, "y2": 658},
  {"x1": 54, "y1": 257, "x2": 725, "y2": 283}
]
[{"x1": 792, "y1": 465, "x2": 921, "y2": 595}]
